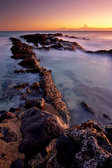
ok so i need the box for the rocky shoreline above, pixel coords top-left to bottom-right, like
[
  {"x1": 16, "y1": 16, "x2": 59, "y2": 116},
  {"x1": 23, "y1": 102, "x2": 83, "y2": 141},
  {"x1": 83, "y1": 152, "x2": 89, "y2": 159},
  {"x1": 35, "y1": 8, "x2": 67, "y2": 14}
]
[{"x1": 0, "y1": 33, "x2": 112, "y2": 168}]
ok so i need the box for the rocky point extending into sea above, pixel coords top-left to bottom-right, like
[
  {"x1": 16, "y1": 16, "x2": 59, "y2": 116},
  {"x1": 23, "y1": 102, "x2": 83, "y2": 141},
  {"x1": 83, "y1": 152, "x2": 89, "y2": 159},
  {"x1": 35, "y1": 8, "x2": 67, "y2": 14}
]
[{"x1": 0, "y1": 33, "x2": 112, "y2": 168}]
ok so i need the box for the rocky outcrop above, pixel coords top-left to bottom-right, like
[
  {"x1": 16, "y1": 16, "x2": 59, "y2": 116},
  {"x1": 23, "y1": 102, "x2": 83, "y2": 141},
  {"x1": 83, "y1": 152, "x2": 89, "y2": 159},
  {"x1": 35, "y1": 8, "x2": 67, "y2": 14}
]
[
  {"x1": 21, "y1": 33, "x2": 86, "y2": 51},
  {"x1": 19, "y1": 107, "x2": 68, "y2": 160},
  {"x1": 28, "y1": 120, "x2": 112, "y2": 168},
  {"x1": 40, "y1": 68, "x2": 70, "y2": 124},
  {"x1": 10, "y1": 37, "x2": 35, "y2": 59}
]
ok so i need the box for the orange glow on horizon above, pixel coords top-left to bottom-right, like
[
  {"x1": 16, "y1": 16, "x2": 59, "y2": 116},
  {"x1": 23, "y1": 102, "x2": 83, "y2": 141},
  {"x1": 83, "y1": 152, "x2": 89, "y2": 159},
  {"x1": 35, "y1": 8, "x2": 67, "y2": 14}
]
[{"x1": 0, "y1": 0, "x2": 112, "y2": 31}]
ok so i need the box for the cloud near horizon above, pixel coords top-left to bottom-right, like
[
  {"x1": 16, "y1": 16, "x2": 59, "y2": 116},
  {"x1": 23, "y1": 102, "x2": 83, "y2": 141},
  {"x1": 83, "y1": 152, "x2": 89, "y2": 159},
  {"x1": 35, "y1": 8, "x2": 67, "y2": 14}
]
[{"x1": 58, "y1": 25, "x2": 112, "y2": 31}]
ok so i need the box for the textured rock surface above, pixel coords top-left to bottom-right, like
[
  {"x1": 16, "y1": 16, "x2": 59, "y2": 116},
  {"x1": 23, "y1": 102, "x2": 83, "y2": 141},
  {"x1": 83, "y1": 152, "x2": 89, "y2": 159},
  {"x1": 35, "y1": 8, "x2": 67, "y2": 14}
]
[
  {"x1": 28, "y1": 120, "x2": 112, "y2": 168},
  {"x1": 40, "y1": 68, "x2": 70, "y2": 124},
  {"x1": 19, "y1": 107, "x2": 68, "y2": 160},
  {"x1": 0, "y1": 117, "x2": 24, "y2": 168},
  {"x1": 56, "y1": 120, "x2": 112, "y2": 168}
]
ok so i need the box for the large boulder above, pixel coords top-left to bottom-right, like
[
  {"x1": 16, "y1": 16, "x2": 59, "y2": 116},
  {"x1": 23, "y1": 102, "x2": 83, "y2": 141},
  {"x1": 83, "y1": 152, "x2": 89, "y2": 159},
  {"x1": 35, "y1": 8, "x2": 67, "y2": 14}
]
[{"x1": 19, "y1": 107, "x2": 68, "y2": 160}]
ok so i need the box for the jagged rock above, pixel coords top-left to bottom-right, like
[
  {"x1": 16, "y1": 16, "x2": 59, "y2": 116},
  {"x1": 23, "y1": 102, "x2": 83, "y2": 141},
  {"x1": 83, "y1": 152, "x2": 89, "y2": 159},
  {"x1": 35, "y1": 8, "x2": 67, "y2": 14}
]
[
  {"x1": 28, "y1": 139, "x2": 57, "y2": 168},
  {"x1": 10, "y1": 37, "x2": 33, "y2": 55},
  {"x1": 19, "y1": 107, "x2": 68, "y2": 160},
  {"x1": 21, "y1": 33, "x2": 85, "y2": 52},
  {"x1": 18, "y1": 56, "x2": 41, "y2": 72},
  {"x1": 0, "y1": 112, "x2": 16, "y2": 122},
  {"x1": 51, "y1": 42, "x2": 63, "y2": 49},
  {"x1": 56, "y1": 120, "x2": 112, "y2": 168},
  {"x1": 30, "y1": 82, "x2": 40, "y2": 89},
  {"x1": 30, "y1": 120, "x2": 112, "y2": 168},
  {"x1": 40, "y1": 68, "x2": 70, "y2": 124}
]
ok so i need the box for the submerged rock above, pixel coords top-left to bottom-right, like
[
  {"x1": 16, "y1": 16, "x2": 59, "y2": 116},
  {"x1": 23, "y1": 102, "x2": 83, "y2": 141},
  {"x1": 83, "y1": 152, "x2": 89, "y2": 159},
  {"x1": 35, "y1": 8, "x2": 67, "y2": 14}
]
[
  {"x1": 81, "y1": 101, "x2": 95, "y2": 114},
  {"x1": 87, "y1": 49, "x2": 112, "y2": 55}
]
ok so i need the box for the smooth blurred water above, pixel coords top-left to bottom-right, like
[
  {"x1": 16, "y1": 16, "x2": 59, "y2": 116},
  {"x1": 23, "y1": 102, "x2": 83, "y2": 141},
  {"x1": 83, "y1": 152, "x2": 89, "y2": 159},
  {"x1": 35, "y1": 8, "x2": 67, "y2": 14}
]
[{"x1": 0, "y1": 31, "x2": 112, "y2": 125}]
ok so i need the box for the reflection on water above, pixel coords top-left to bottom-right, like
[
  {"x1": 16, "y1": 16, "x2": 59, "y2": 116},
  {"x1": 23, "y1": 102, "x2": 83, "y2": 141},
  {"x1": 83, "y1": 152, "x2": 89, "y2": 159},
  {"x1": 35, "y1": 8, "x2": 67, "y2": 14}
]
[{"x1": 0, "y1": 31, "x2": 112, "y2": 125}]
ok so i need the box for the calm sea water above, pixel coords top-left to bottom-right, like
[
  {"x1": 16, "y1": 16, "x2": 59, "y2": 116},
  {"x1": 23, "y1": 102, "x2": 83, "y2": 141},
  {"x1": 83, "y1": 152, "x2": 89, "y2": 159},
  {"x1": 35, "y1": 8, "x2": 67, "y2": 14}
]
[{"x1": 0, "y1": 31, "x2": 112, "y2": 125}]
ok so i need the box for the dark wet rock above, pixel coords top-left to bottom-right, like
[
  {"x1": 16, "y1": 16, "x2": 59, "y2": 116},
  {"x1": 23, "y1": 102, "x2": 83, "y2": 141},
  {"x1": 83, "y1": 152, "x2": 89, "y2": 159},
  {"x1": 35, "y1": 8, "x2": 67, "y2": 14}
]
[
  {"x1": 25, "y1": 98, "x2": 45, "y2": 110},
  {"x1": 21, "y1": 33, "x2": 85, "y2": 52},
  {"x1": 19, "y1": 107, "x2": 68, "y2": 160},
  {"x1": 0, "y1": 110, "x2": 7, "y2": 120},
  {"x1": 10, "y1": 37, "x2": 33, "y2": 55},
  {"x1": 65, "y1": 35, "x2": 89, "y2": 40},
  {"x1": 54, "y1": 33, "x2": 63, "y2": 37},
  {"x1": 21, "y1": 33, "x2": 48, "y2": 45},
  {"x1": 18, "y1": 56, "x2": 41, "y2": 72},
  {"x1": 14, "y1": 69, "x2": 26, "y2": 74},
  {"x1": 103, "y1": 114, "x2": 111, "y2": 120},
  {"x1": 40, "y1": 68, "x2": 70, "y2": 124},
  {"x1": 51, "y1": 42, "x2": 63, "y2": 49},
  {"x1": 30, "y1": 82, "x2": 40, "y2": 89},
  {"x1": 0, "y1": 112, "x2": 16, "y2": 122},
  {"x1": 56, "y1": 120, "x2": 112, "y2": 168},
  {"x1": 9, "y1": 108, "x2": 16, "y2": 113},
  {"x1": 28, "y1": 139, "x2": 57, "y2": 168},
  {"x1": 104, "y1": 126, "x2": 112, "y2": 144},
  {"x1": 14, "y1": 83, "x2": 28, "y2": 89},
  {"x1": 31, "y1": 120, "x2": 112, "y2": 168},
  {"x1": 10, "y1": 158, "x2": 25, "y2": 168},
  {"x1": 39, "y1": 46, "x2": 50, "y2": 50},
  {"x1": 87, "y1": 49, "x2": 112, "y2": 55},
  {"x1": 11, "y1": 52, "x2": 36, "y2": 60},
  {"x1": 65, "y1": 35, "x2": 79, "y2": 39},
  {"x1": 81, "y1": 101, "x2": 95, "y2": 114}
]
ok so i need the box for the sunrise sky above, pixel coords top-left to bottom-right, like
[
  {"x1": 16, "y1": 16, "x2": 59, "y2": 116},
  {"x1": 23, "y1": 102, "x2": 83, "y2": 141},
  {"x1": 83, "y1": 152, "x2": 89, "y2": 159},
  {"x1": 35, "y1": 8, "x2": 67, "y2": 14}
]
[{"x1": 0, "y1": 0, "x2": 112, "y2": 31}]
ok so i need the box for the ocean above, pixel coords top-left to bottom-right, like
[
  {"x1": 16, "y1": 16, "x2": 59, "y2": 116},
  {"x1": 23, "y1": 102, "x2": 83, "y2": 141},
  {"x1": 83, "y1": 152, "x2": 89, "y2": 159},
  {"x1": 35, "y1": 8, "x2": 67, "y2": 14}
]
[{"x1": 0, "y1": 31, "x2": 112, "y2": 125}]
